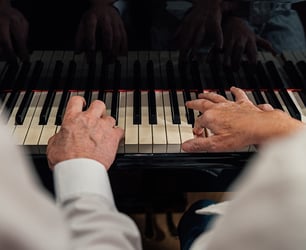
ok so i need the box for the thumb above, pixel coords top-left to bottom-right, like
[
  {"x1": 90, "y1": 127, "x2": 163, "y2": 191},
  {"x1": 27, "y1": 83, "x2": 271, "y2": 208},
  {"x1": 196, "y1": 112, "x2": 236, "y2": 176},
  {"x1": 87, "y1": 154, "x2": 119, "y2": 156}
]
[
  {"x1": 182, "y1": 136, "x2": 220, "y2": 152},
  {"x1": 256, "y1": 36, "x2": 277, "y2": 55}
]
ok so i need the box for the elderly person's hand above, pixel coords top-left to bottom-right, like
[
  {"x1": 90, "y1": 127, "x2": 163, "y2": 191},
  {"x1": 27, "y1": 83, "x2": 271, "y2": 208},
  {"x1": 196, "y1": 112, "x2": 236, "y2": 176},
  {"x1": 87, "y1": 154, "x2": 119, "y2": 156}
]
[
  {"x1": 47, "y1": 96, "x2": 124, "y2": 170},
  {"x1": 75, "y1": 0, "x2": 127, "y2": 63},
  {"x1": 0, "y1": 0, "x2": 29, "y2": 62},
  {"x1": 182, "y1": 87, "x2": 304, "y2": 152}
]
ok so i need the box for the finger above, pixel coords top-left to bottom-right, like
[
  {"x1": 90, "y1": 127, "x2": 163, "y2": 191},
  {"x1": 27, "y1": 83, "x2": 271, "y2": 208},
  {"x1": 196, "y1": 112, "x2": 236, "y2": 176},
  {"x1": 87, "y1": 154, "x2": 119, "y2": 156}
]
[
  {"x1": 75, "y1": 20, "x2": 85, "y2": 53},
  {"x1": 192, "y1": 22, "x2": 206, "y2": 52},
  {"x1": 197, "y1": 92, "x2": 227, "y2": 103},
  {"x1": 0, "y1": 23, "x2": 17, "y2": 63},
  {"x1": 10, "y1": 16, "x2": 29, "y2": 61},
  {"x1": 84, "y1": 14, "x2": 97, "y2": 63},
  {"x1": 118, "y1": 20, "x2": 128, "y2": 55},
  {"x1": 111, "y1": 19, "x2": 121, "y2": 57},
  {"x1": 104, "y1": 115, "x2": 116, "y2": 127},
  {"x1": 85, "y1": 100, "x2": 106, "y2": 118},
  {"x1": 185, "y1": 99, "x2": 215, "y2": 113},
  {"x1": 256, "y1": 36, "x2": 277, "y2": 55},
  {"x1": 231, "y1": 40, "x2": 245, "y2": 71},
  {"x1": 63, "y1": 96, "x2": 86, "y2": 122},
  {"x1": 245, "y1": 39, "x2": 257, "y2": 65},
  {"x1": 257, "y1": 103, "x2": 274, "y2": 111},
  {"x1": 230, "y1": 86, "x2": 249, "y2": 101},
  {"x1": 84, "y1": 13, "x2": 97, "y2": 51},
  {"x1": 223, "y1": 39, "x2": 234, "y2": 68},
  {"x1": 99, "y1": 15, "x2": 113, "y2": 52},
  {"x1": 213, "y1": 22, "x2": 223, "y2": 49}
]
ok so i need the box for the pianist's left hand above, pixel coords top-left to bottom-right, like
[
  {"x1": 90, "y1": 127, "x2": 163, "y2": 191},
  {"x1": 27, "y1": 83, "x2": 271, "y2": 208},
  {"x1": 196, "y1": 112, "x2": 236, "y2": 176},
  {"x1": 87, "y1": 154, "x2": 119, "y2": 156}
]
[
  {"x1": 47, "y1": 96, "x2": 124, "y2": 170},
  {"x1": 0, "y1": 0, "x2": 29, "y2": 63},
  {"x1": 181, "y1": 87, "x2": 304, "y2": 152},
  {"x1": 75, "y1": 0, "x2": 128, "y2": 63}
]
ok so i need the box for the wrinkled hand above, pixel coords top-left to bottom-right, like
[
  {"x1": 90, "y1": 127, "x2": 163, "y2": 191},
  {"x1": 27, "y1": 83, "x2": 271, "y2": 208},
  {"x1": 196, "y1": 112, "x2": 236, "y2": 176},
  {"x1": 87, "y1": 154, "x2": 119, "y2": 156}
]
[
  {"x1": 47, "y1": 96, "x2": 124, "y2": 170},
  {"x1": 0, "y1": 2, "x2": 29, "y2": 62},
  {"x1": 182, "y1": 87, "x2": 304, "y2": 152},
  {"x1": 175, "y1": 0, "x2": 223, "y2": 59},
  {"x1": 223, "y1": 16, "x2": 275, "y2": 71},
  {"x1": 75, "y1": 1, "x2": 127, "y2": 63}
]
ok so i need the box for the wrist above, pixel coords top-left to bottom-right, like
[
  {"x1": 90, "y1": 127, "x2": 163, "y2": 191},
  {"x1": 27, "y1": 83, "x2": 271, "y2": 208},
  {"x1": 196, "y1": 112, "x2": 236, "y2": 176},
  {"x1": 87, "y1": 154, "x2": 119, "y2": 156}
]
[{"x1": 253, "y1": 111, "x2": 305, "y2": 145}]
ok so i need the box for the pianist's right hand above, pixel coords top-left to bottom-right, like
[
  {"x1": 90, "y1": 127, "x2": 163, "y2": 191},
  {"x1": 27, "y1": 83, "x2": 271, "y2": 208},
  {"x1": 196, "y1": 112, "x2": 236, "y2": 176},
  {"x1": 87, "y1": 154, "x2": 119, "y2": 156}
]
[
  {"x1": 47, "y1": 96, "x2": 124, "y2": 170},
  {"x1": 182, "y1": 87, "x2": 305, "y2": 152},
  {"x1": 75, "y1": 0, "x2": 128, "y2": 63},
  {"x1": 0, "y1": 0, "x2": 29, "y2": 63}
]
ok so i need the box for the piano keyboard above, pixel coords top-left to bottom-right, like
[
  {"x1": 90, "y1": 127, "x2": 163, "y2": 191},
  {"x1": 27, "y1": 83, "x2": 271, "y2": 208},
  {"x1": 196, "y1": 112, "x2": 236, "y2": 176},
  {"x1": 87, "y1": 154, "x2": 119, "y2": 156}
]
[{"x1": 1, "y1": 50, "x2": 306, "y2": 154}]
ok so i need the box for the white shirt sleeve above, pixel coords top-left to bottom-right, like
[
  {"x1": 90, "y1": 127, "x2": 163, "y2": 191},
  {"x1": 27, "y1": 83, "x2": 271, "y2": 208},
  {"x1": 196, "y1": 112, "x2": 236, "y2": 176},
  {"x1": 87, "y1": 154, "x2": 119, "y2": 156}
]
[
  {"x1": 53, "y1": 158, "x2": 142, "y2": 250},
  {"x1": 191, "y1": 128, "x2": 306, "y2": 250},
  {"x1": 54, "y1": 158, "x2": 114, "y2": 205}
]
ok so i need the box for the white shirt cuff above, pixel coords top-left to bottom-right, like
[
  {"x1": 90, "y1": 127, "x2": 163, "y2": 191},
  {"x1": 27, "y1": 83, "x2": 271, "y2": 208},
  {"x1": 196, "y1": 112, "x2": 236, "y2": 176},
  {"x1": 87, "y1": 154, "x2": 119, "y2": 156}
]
[{"x1": 54, "y1": 158, "x2": 115, "y2": 206}]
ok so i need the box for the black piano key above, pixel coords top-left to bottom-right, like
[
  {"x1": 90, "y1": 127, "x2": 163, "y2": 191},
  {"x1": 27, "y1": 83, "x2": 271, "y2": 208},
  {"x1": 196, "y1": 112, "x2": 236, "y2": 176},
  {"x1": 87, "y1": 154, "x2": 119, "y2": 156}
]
[
  {"x1": 55, "y1": 92, "x2": 70, "y2": 125},
  {"x1": 133, "y1": 90, "x2": 141, "y2": 124},
  {"x1": 83, "y1": 63, "x2": 96, "y2": 110},
  {"x1": 166, "y1": 61, "x2": 181, "y2": 124},
  {"x1": 110, "y1": 61, "x2": 121, "y2": 121},
  {"x1": 39, "y1": 61, "x2": 63, "y2": 125},
  {"x1": 4, "y1": 62, "x2": 31, "y2": 120},
  {"x1": 182, "y1": 90, "x2": 195, "y2": 125},
  {"x1": 56, "y1": 60, "x2": 76, "y2": 125},
  {"x1": 256, "y1": 62, "x2": 283, "y2": 110},
  {"x1": 179, "y1": 60, "x2": 195, "y2": 124},
  {"x1": 111, "y1": 91, "x2": 120, "y2": 123},
  {"x1": 98, "y1": 63, "x2": 108, "y2": 100},
  {"x1": 190, "y1": 61, "x2": 203, "y2": 91},
  {"x1": 133, "y1": 61, "x2": 141, "y2": 124},
  {"x1": 266, "y1": 61, "x2": 301, "y2": 120},
  {"x1": 241, "y1": 62, "x2": 265, "y2": 104},
  {"x1": 0, "y1": 64, "x2": 18, "y2": 103},
  {"x1": 15, "y1": 61, "x2": 43, "y2": 124},
  {"x1": 210, "y1": 63, "x2": 227, "y2": 98},
  {"x1": 283, "y1": 61, "x2": 304, "y2": 89},
  {"x1": 297, "y1": 61, "x2": 306, "y2": 82},
  {"x1": 283, "y1": 60, "x2": 306, "y2": 106},
  {"x1": 147, "y1": 60, "x2": 157, "y2": 124}
]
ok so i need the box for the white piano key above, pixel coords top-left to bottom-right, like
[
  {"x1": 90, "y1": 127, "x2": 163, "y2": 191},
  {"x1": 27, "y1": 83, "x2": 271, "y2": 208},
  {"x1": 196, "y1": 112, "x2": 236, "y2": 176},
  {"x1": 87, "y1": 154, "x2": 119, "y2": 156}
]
[
  {"x1": 105, "y1": 91, "x2": 112, "y2": 116},
  {"x1": 152, "y1": 91, "x2": 167, "y2": 153},
  {"x1": 124, "y1": 91, "x2": 139, "y2": 153},
  {"x1": 139, "y1": 91, "x2": 153, "y2": 153},
  {"x1": 177, "y1": 91, "x2": 194, "y2": 151},
  {"x1": 24, "y1": 92, "x2": 47, "y2": 147},
  {"x1": 38, "y1": 92, "x2": 62, "y2": 152},
  {"x1": 163, "y1": 91, "x2": 181, "y2": 153},
  {"x1": 13, "y1": 92, "x2": 41, "y2": 144},
  {"x1": 0, "y1": 92, "x2": 10, "y2": 114}
]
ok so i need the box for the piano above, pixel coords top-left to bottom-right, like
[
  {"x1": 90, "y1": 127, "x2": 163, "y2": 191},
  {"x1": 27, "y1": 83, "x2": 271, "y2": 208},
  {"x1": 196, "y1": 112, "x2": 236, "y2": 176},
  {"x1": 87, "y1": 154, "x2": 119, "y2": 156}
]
[{"x1": 1, "y1": 50, "x2": 306, "y2": 209}]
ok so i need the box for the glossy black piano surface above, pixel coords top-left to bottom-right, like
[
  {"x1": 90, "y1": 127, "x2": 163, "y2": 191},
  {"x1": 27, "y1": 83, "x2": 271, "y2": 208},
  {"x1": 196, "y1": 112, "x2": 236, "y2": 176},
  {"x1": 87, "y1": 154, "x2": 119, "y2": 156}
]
[{"x1": 1, "y1": 1, "x2": 306, "y2": 212}]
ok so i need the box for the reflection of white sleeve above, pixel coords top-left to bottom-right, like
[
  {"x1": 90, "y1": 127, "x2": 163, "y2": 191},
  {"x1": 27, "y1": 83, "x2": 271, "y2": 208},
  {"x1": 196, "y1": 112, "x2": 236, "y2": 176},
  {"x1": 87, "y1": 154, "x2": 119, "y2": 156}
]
[
  {"x1": 54, "y1": 159, "x2": 142, "y2": 250},
  {"x1": 192, "y1": 128, "x2": 306, "y2": 250},
  {"x1": 113, "y1": 0, "x2": 128, "y2": 15}
]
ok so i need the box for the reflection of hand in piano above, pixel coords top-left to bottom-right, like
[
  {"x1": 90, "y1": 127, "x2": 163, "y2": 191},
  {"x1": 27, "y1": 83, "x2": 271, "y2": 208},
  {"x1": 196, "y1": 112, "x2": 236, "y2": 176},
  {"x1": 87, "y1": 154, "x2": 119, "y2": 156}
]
[
  {"x1": 0, "y1": 0, "x2": 29, "y2": 63},
  {"x1": 222, "y1": 16, "x2": 275, "y2": 71},
  {"x1": 182, "y1": 87, "x2": 304, "y2": 152},
  {"x1": 75, "y1": 1, "x2": 128, "y2": 63}
]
